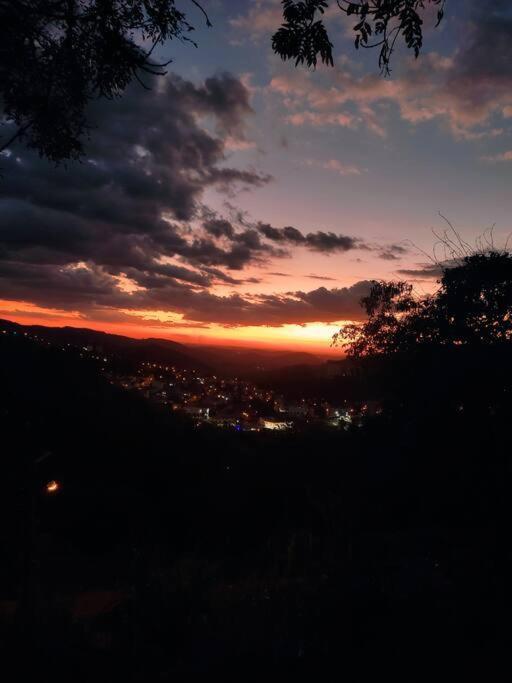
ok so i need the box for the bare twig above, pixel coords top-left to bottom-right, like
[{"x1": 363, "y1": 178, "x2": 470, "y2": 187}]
[{"x1": 189, "y1": 0, "x2": 212, "y2": 27}]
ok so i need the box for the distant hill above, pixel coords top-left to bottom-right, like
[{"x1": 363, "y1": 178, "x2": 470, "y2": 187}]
[
  {"x1": 0, "y1": 321, "x2": 177, "y2": 479},
  {"x1": 0, "y1": 319, "x2": 323, "y2": 375},
  {"x1": 0, "y1": 318, "x2": 210, "y2": 372},
  {"x1": 189, "y1": 344, "x2": 323, "y2": 376}
]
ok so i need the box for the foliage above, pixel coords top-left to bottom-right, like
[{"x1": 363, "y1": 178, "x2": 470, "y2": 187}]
[
  {"x1": 0, "y1": 0, "x2": 209, "y2": 162},
  {"x1": 272, "y1": 0, "x2": 446, "y2": 71},
  {"x1": 272, "y1": 0, "x2": 334, "y2": 67},
  {"x1": 335, "y1": 250, "x2": 512, "y2": 357}
]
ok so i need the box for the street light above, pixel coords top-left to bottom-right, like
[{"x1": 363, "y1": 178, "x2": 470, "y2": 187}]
[
  {"x1": 19, "y1": 451, "x2": 60, "y2": 644},
  {"x1": 44, "y1": 479, "x2": 61, "y2": 495}
]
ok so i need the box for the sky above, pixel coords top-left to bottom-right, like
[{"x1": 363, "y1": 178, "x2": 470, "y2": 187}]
[{"x1": 2, "y1": 0, "x2": 512, "y2": 354}]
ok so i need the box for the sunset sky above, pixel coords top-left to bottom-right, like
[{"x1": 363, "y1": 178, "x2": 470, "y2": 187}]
[{"x1": 2, "y1": 0, "x2": 512, "y2": 353}]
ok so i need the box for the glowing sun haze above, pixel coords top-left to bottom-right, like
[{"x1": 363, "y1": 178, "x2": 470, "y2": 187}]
[{"x1": 2, "y1": 0, "x2": 512, "y2": 353}]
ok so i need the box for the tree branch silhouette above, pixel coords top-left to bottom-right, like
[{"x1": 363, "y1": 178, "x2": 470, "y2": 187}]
[
  {"x1": 273, "y1": 0, "x2": 447, "y2": 72},
  {"x1": 0, "y1": 0, "x2": 211, "y2": 163}
]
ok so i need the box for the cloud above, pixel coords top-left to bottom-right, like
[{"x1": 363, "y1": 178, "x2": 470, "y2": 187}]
[
  {"x1": 0, "y1": 72, "x2": 279, "y2": 291},
  {"x1": 176, "y1": 228, "x2": 284, "y2": 271},
  {"x1": 257, "y1": 223, "x2": 361, "y2": 253},
  {"x1": 3, "y1": 72, "x2": 267, "y2": 226},
  {"x1": 230, "y1": 0, "x2": 283, "y2": 42},
  {"x1": 257, "y1": 223, "x2": 408, "y2": 261},
  {"x1": 0, "y1": 258, "x2": 372, "y2": 327},
  {"x1": 285, "y1": 111, "x2": 357, "y2": 129},
  {"x1": 230, "y1": 0, "x2": 346, "y2": 44},
  {"x1": 268, "y1": 1, "x2": 512, "y2": 141},
  {"x1": 482, "y1": 150, "x2": 512, "y2": 162},
  {"x1": 304, "y1": 158, "x2": 363, "y2": 176},
  {"x1": 379, "y1": 252, "x2": 401, "y2": 261},
  {"x1": 224, "y1": 137, "x2": 257, "y2": 151},
  {"x1": 396, "y1": 263, "x2": 444, "y2": 279},
  {"x1": 203, "y1": 218, "x2": 236, "y2": 239},
  {"x1": 127, "y1": 280, "x2": 373, "y2": 327},
  {"x1": 378, "y1": 244, "x2": 409, "y2": 261},
  {"x1": 0, "y1": 68, "x2": 396, "y2": 330},
  {"x1": 306, "y1": 274, "x2": 338, "y2": 281}
]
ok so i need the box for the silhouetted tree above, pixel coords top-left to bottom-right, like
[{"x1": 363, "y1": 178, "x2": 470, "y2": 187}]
[
  {"x1": 272, "y1": 0, "x2": 446, "y2": 70},
  {"x1": 0, "y1": 0, "x2": 210, "y2": 162},
  {"x1": 335, "y1": 250, "x2": 512, "y2": 357}
]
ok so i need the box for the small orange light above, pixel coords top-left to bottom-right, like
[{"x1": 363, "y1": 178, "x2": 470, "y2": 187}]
[{"x1": 45, "y1": 480, "x2": 60, "y2": 494}]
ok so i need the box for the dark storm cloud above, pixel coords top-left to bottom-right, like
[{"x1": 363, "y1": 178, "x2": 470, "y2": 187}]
[
  {"x1": 124, "y1": 279, "x2": 373, "y2": 326},
  {"x1": 396, "y1": 263, "x2": 444, "y2": 279},
  {"x1": 201, "y1": 266, "x2": 253, "y2": 285},
  {"x1": 306, "y1": 232, "x2": 359, "y2": 252},
  {"x1": 0, "y1": 254, "x2": 371, "y2": 327},
  {"x1": 203, "y1": 218, "x2": 236, "y2": 239},
  {"x1": 458, "y1": 1, "x2": 512, "y2": 81},
  {"x1": 203, "y1": 280, "x2": 372, "y2": 327},
  {"x1": 2, "y1": 74, "x2": 269, "y2": 228},
  {"x1": 176, "y1": 231, "x2": 283, "y2": 271},
  {"x1": 257, "y1": 223, "x2": 410, "y2": 260},
  {"x1": 306, "y1": 274, "x2": 338, "y2": 281},
  {"x1": 0, "y1": 260, "x2": 121, "y2": 307},
  {"x1": 0, "y1": 70, "x2": 381, "y2": 328},
  {"x1": 257, "y1": 223, "x2": 360, "y2": 253},
  {"x1": 179, "y1": 73, "x2": 254, "y2": 136},
  {"x1": 0, "y1": 72, "x2": 276, "y2": 296},
  {"x1": 290, "y1": 282, "x2": 370, "y2": 320},
  {"x1": 378, "y1": 244, "x2": 408, "y2": 261},
  {"x1": 123, "y1": 264, "x2": 210, "y2": 288}
]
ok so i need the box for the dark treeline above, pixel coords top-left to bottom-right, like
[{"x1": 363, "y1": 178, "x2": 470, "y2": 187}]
[{"x1": 1, "y1": 250, "x2": 512, "y2": 677}]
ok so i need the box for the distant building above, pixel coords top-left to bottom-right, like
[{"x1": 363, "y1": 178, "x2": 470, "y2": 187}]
[
  {"x1": 282, "y1": 402, "x2": 309, "y2": 417},
  {"x1": 360, "y1": 400, "x2": 382, "y2": 417},
  {"x1": 211, "y1": 417, "x2": 238, "y2": 428},
  {"x1": 183, "y1": 406, "x2": 210, "y2": 419},
  {"x1": 260, "y1": 418, "x2": 292, "y2": 431}
]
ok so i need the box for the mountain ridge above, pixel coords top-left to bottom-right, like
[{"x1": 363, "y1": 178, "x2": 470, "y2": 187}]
[{"x1": 0, "y1": 318, "x2": 324, "y2": 374}]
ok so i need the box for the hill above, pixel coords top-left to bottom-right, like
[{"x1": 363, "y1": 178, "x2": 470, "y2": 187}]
[
  {"x1": 0, "y1": 318, "x2": 210, "y2": 372},
  {"x1": 1, "y1": 317, "x2": 510, "y2": 675},
  {"x1": 189, "y1": 344, "x2": 322, "y2": 376},
  {"x1": 0, "y1": 318, "x2": 323, "y2": 376}
]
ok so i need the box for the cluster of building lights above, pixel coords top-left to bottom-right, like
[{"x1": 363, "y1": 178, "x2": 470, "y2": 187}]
[
  {"x1": 114, "y1": 361, "x2": 364, "y2": 432},
  {"x1": 2, "y1": 326, "x2": 380, "y2": 436}
]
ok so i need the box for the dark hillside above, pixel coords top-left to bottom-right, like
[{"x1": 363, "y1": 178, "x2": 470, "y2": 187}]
[
  {"x1": 1, "y1": 329, "x2": 511, "y2": 675},
  {"x1": 0, "y1": 319, "x2": 210, "y2": 372}
]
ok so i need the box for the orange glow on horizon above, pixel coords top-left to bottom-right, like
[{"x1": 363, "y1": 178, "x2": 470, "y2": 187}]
[
  {"x1": 0, "y1": 300, "x2": 348, "y2": 355},
  {"x1": 0, "y1": 299, "x2": 84, "y2": 321}
]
